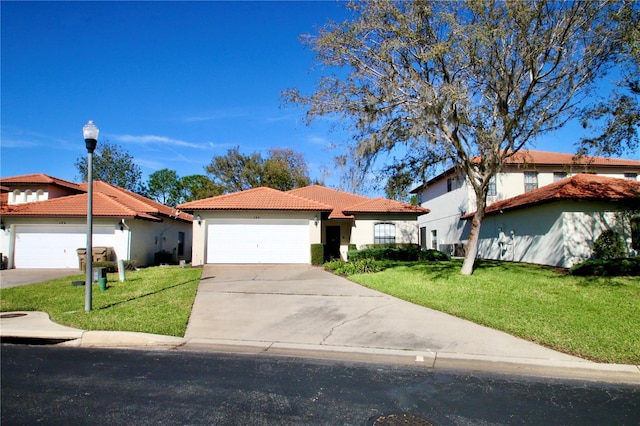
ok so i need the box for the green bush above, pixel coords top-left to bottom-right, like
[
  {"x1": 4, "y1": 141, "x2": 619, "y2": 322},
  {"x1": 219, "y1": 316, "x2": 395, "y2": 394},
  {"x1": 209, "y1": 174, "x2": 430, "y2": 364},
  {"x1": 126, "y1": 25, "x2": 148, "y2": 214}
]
[
  {"x1": 569, "y1": 257, "x2": 640, "y2": 276},
  {"x1": 419, "y1": 249, "x2": 451, "y2": 261},
  {"x1": 91, "y1": 260, "x2": 137, "y2": 273},
  {"x1": 323, "y1": 259, "x2": 385, "y2": 275},
  {"x1": 310, "y1": 244, "x2": 324, "y2": 265},
  {"x1": 348, "y1": 244, "x2": 450, "y2": 262},
  {"x1": 593, "y1": 230, "x2": 627, "y2": 259}
]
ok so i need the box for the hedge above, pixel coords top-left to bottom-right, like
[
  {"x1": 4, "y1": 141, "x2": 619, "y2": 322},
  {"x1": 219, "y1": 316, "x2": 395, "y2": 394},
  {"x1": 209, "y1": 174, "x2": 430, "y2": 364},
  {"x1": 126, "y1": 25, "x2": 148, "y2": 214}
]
[
  {"x1": 348, "y1": 244, "x2": 450, "y2": 262},
  {"x1": 311, "y1": 244, "x2": 324, "y2": 265},
  {"x1": 569, "y1": 257, "x2": 640, "y2": 276}
]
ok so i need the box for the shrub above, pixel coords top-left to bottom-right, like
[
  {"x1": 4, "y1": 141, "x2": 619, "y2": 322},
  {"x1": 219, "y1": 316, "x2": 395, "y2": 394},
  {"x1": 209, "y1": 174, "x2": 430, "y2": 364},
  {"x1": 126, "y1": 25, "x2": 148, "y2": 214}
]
[
  {"x1": 419, "y1": 249, "x2": 451, "y2": 261},
  {"x1": 569, "y1": 257, "x2": 640, "y2": 276},
  {"x1": 310, "y1": 244, "x2": 324, "y2": 265},
  {"x1": 593, "y1": 230, "x2": 627, "y2": 259},
  {"x1": 323, "y1": 259, "x2": 385, "y2": 275},
  {"x1": 348, "y1": 244, "x2": 450, "y2": 262}
]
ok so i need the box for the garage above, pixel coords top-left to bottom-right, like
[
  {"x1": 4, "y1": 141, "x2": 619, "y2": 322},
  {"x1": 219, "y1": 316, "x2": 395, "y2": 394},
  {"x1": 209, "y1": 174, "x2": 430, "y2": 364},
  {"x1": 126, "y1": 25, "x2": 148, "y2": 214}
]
[
  {"x1": 14, "y1": 225, "x2": 115, "y2": 269},
  {"x1": 207, "y1": 220, "x2": 310, "y2": 264}
]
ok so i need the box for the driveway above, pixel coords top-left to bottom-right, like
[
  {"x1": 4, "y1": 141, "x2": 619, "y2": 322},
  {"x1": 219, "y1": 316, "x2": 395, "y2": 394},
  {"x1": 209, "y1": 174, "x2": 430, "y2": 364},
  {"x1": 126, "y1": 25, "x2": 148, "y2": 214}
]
[
  {"x1": 0, "y1": 269, "x2": 81, "y2": 289},
  {"x1": 184, "y1": 264, "x2": 587, "y2": 364}
]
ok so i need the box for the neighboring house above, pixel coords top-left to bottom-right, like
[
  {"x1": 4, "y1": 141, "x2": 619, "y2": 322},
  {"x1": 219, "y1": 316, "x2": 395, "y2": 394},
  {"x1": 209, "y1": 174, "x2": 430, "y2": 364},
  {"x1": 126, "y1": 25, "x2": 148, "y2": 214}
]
[
  {"x1": 410, "y1": 150, "x2": 640, "y2": 258},
  {"x1": 0, "y1": 174, "x2": 192, "y2": 269},
  {"x1": 178, "y1": 185, "x2": 428, "y2": 265},
  {"x1": 461, "y1": 174, "x2": 640, "y2": 268}
]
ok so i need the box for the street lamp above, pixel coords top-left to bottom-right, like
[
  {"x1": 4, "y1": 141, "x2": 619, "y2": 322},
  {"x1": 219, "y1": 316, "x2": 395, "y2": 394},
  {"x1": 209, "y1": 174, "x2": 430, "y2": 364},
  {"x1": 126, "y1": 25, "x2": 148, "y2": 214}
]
[{"x1": 83, "y1": 120, "x2": 99, "y2": 312}]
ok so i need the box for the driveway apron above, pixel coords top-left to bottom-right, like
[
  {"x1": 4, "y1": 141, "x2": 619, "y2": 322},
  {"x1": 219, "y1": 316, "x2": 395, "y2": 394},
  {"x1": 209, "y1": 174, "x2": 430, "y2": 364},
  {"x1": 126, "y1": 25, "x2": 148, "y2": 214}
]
[{"x1": 185, "y1": 264, "x2": 584, "y2": 362}]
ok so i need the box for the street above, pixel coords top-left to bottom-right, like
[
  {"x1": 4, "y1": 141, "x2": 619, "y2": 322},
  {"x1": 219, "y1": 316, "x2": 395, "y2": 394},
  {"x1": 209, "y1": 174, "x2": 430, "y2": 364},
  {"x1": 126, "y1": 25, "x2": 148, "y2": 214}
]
[{"x1": 2, "y1": 344, "x2": 639, "y2": 425}]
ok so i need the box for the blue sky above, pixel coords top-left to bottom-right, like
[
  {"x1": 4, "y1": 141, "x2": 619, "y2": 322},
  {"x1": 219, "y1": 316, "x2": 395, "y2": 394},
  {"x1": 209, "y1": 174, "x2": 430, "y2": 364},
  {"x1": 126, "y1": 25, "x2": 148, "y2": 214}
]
[{"x1": 1, "y1": 1, "x2": 635, "y2": 195}]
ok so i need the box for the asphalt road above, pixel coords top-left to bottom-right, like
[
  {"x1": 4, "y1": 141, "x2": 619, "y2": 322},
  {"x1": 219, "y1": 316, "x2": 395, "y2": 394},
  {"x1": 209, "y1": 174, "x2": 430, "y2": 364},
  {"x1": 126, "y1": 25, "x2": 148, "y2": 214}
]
[{"x1": 2, "y1": 344, "x2": 639, "y2": 425}]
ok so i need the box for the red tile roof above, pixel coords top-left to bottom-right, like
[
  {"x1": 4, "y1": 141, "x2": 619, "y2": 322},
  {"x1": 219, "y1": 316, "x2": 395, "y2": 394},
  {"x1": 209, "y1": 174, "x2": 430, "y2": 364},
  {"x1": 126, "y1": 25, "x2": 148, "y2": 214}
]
[
  {"x1": 1, "y1": 180, "x2": 191, "y2": 222},
  {"x1": 0, "y1": 173, "x2": 83, "y2": 192},
  {"x1": 343, "y1": 197, "x2": 429, "y2": 215},
  {"x1": 178, "y1": 187, "x2": 333, "y2": 211},
  {"x1": 288, "y1": 185, "x2": 372, "y2": 219},
  {"x1": 461, "y1": 174, "x2": 640, "y2": 219},
  {"x1": 179, "y1": 185, "x2": 429, "y2": 219},
  {"x1": 411, "y1": 150, "x2": 640, "y2": 193}
]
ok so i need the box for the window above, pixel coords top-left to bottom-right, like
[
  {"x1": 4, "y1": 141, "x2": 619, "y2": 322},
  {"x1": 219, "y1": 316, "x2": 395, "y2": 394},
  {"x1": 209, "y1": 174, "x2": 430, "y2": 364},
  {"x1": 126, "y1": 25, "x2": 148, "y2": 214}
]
[
  {"x1": 447, "y1": 178, "x2": 453, "y2": 192},
  {"x1": 374, "y1": 223, "x2": 396, "y2": 244},
  {"x1": 431, "y1": 230, "x2": 438, "y2": 250},
  {"x1": 487, "y1": 177, "x2": 496, "y2": 197},
  {"x1": 419, "y1": 227, "x2": 427, "y2": 250},
  {"x1": 625, "y1": 173, "x2": 638, "y2": 180},
  {"x1": 553, "y1": 172, "x2": 567, "y2": 182},
  {"x1": 524, "y1": 171, "x2": 538, "y2": 192}
]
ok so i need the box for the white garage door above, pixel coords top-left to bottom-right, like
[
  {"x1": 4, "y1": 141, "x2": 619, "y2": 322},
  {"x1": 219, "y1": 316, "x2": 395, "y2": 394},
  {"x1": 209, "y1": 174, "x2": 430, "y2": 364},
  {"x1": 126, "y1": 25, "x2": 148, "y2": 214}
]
[
  {"x1": 14, "y1": 225, "x2": 115, "y2": 269},
  {"x1": 207, "y1": 220, "x2": 310, "y2": 264}
]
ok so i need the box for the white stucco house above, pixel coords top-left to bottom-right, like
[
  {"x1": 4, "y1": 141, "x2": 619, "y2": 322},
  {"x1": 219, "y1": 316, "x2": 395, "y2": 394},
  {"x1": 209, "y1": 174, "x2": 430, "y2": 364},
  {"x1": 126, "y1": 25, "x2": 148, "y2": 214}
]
[
  {"x1": 462, "y1": 174, "x2": 640, "y2": 267},
  {"x1": 410, "y1": 150, "x2": 640, "y2": 267},
  {"x1": 178, "y1": 185, "x2": 429, "y2": 265},
  {"x1": 0, "y1": 174, "x2": 193, "y2": 269}
]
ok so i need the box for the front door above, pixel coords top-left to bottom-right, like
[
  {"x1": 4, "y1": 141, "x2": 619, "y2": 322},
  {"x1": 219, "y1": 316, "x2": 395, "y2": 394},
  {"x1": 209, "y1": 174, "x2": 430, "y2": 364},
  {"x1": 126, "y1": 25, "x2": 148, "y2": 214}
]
[{"x1": 325, "y1": 226, "x2": 341, "y2": 261}]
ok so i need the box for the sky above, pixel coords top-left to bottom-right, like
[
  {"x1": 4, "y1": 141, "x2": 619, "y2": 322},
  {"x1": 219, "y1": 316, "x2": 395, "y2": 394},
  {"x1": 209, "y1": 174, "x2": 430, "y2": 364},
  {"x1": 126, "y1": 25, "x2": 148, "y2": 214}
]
[{"x1": 1, "y1": 1, "x2": 636, "y2": 196}]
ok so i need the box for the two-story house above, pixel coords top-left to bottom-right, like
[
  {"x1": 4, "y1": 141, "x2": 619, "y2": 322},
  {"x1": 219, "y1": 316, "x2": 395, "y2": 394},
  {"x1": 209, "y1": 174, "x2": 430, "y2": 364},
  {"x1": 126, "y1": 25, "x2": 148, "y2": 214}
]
[{"x1": 410, "y1": 150, "x2": 640, "y2": 267}]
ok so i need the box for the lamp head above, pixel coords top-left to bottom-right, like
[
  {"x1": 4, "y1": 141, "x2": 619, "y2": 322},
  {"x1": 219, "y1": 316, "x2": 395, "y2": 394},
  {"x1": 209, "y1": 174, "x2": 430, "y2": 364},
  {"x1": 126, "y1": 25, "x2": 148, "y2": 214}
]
[{"x1": 83, "y1": 120, "x2": 99, "y2": 153}]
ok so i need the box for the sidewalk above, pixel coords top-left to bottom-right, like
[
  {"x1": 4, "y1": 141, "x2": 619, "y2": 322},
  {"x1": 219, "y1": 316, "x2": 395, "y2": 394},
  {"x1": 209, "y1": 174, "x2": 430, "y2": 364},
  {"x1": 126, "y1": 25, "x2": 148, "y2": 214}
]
[{"x1": 2, "y1": 264, "x2": 639, "y2": 384}]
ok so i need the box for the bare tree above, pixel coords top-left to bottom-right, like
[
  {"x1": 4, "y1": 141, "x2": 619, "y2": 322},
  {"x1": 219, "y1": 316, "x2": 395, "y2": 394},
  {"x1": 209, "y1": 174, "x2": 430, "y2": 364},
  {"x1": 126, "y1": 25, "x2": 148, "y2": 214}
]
[{"x1": 284, "y1": 0, "x2": 628, "y2": 274}]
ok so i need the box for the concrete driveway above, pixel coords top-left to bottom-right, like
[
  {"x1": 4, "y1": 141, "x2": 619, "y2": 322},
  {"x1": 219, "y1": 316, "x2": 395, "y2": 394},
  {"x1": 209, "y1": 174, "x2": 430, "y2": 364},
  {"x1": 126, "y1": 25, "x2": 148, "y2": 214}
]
[
  {"x1": 0, "y1": 269, "x2": 82, "y2": 289},
  {"x1": 184, "y1": 264, "x2": 588, "y2": 365}
]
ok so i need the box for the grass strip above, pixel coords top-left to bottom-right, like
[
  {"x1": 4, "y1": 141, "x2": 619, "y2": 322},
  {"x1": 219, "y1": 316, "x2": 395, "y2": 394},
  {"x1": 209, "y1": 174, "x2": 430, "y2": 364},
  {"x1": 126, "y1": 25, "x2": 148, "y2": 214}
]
[
  {"x1": 348, "y1": 260, "x2": 640, "y2": 365},
  {"x1": 0, "y1": 266, "x2": 202, "y2": 337}
]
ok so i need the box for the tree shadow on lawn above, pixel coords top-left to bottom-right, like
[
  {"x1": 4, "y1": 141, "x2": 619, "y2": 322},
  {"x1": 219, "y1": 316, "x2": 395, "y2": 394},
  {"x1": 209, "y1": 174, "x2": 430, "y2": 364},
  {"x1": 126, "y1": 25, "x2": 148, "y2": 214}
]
[{"x1": 94, "y1": 278, "x2": 199, "y2": 311}]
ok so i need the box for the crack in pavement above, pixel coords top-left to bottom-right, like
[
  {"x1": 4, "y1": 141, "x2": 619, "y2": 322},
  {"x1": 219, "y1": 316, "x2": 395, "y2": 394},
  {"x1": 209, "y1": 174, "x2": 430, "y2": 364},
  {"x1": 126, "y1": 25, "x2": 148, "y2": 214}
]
[{"x1": 320, "y1": 300, "x2": 401, "y2": 345}]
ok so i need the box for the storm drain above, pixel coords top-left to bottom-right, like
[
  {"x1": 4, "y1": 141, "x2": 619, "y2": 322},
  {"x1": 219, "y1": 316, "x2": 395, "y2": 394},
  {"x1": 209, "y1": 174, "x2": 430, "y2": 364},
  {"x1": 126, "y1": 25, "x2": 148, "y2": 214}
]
[
  {"x1": 366, "y1": 413, "x2": 435, "y2": 425},
  {"x1": 0, "y1": 313, "x2": 28, "y2": 319}
]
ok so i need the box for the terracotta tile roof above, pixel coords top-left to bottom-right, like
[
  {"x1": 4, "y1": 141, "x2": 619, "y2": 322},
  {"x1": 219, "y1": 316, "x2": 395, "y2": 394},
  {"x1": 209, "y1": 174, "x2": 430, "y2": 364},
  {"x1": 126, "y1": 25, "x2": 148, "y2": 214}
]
[
  {"x1": 178, "y1": 185, "x2": 427, "y2": 219},
  {"x1": 287, "y1": 185, "x2": 372, "y2": 219},
  {"x1": 411, "y1": 150, "x2": 640, "y2": 193},
  {"x1": 0, "y1": 173, "x2": 83, "y2": 192},
  {"x1": 501, "y1": 150, "x2": 640, "y2": 167},
  {"x1": 343, "y1": 197, "x2": 430, "y2": 215},
  {"x1": 1, "y1": 179, "x2": 191, "y2": 222},
  {"x1": 78, "y1": 181, "x2": 190, "y2": 222},
  {"x1": 178, "y1": 187, "x2": 333, "y2": 211},
  {"x1": 461, "y1": 174, "x2": 640, "y2": 219}
]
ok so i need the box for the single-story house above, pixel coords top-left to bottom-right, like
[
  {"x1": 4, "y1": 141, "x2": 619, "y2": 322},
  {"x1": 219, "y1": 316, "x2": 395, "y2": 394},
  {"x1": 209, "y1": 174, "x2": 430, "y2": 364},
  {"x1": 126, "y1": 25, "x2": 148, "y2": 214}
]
[
  {"x1": 0, "y1": 174, "x2": 192, "y2": 269},
  {"x1": 461, "y1": 174, "x2": 640, "y2": 268},
  {"x1": 178, "y1": 185, "x2": 429, "y2": 265}
]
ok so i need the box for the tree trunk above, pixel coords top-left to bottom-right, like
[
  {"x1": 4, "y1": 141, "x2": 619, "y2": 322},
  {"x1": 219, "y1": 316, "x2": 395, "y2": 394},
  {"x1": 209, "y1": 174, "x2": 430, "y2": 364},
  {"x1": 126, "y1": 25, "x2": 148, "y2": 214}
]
[{"x1": 460, "y1": 206, "x2": 485, "y2": 275}]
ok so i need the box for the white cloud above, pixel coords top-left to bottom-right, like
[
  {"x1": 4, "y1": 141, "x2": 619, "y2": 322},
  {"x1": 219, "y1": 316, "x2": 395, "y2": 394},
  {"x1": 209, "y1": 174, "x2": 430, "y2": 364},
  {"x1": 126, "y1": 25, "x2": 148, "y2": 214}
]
[{"x1": 110, "y1": 134, "x2": 206, "y2": 150}]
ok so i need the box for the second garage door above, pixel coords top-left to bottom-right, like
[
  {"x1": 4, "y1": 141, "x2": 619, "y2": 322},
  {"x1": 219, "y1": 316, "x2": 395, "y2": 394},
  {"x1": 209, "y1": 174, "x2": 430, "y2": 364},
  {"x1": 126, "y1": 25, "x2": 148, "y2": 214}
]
[
  {"x1": 14, "y1": 225, "x2": 115, "y2": 269},
  {"x1": 207, "y1": 220, "x2": 310, "y2": 264}
]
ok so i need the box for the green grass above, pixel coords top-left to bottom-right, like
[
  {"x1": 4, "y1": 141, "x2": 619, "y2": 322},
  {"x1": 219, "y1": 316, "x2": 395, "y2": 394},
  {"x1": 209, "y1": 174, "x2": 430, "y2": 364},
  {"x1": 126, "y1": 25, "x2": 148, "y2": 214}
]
[
  {"x1": 348, "y1": 260, "x2": 640, "y2": 365},
  {"x1": 0, "y1": 266, "x2": 202, "y2": 337}
]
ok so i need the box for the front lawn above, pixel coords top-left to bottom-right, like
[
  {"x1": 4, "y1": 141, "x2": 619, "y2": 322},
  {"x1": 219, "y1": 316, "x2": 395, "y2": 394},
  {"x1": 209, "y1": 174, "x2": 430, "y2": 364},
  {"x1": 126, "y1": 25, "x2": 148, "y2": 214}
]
[
  {"x1": 346, "y1": 260, "x2": 640, "y2": 365},
  {"x1": 0, "y1": 266, "x2": 202, "y2": 337}
]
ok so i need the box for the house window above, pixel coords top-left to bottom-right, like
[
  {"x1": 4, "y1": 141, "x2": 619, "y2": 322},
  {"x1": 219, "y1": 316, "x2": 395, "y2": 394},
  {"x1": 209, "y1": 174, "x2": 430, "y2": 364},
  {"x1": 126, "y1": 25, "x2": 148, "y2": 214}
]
[
  {"x1": 625, "y1": 173, "x2": 638, "y2": 180},
  {"x1": 487, "y1": 177, "x2": 496, "y2": 197},
  {"x1": 374, "y1": 223, "x2": 396, "y2": 244},
  {"x1": 447, "y1": 178, "x2": 453, "y2": 192},
  {"x1": 524, "y1": 171, "x2": 538, "y2": 192},
  {"x1": 431, "y1": 230, "x2": 438, "y2": 250},
  {"x1": 554, "y1": 172, "x2": 567, "y2": 182},
  {"x1": 178, "y1": 232, "x2": 185, "y2": 256}
]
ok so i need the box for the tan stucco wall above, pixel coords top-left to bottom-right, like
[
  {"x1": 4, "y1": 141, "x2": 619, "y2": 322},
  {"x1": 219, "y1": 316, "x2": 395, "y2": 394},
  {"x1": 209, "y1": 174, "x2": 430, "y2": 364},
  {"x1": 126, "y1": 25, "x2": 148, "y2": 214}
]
[{"x1": 350, "y1": 214, "x2": 420, "y2": 249}]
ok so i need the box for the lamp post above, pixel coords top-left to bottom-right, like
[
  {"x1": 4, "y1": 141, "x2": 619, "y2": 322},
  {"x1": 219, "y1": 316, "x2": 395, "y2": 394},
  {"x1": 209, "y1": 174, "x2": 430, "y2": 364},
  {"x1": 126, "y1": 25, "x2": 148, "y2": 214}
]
[{"x1": 83, "y1": 120, "x2": 99, "y2": 312}]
